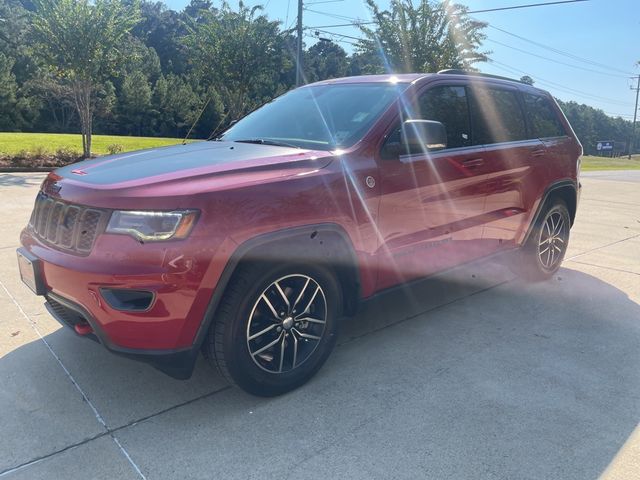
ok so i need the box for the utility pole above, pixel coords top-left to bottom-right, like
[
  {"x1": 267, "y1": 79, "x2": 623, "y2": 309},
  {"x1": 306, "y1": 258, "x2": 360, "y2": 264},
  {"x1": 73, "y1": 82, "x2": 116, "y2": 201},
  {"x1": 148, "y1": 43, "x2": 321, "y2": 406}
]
[
  {"x1": 630, "y1": 74, "x2": 640, "y2": 160},
  {"x1": 295, "y1": 0, "x2": 303, "y2": 86}
]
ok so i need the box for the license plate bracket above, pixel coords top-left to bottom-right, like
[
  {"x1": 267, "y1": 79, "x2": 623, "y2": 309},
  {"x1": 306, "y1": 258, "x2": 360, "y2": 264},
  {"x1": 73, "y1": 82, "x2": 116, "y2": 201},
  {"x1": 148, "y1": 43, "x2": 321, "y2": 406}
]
[{"x1": 17, "y1": 248, "x2": 46, "y2": 296}]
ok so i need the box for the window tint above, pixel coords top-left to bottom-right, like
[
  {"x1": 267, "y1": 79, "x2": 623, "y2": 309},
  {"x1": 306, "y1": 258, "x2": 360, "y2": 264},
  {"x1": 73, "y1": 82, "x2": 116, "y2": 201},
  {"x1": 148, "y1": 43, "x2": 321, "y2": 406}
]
[
  {"x1": 523, "y1": 93, "x2": 567, "y2": 138},
  {"x1": 469, "y1": 87, "x2": 527, "y2": 144},
  {"x1": 416, "y1": 86, "x2": 471, "y2": 149}
]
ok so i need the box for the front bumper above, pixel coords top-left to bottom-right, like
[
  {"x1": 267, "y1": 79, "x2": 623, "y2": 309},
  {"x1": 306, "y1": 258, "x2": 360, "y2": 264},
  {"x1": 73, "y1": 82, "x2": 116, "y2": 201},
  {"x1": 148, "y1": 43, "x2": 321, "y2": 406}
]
[
  {"x1": 43, "y1": 290, "x2": 199, "y2": 379},
  {"x1": 17, "y1": 225, "x2": 231, "y2": 378}
]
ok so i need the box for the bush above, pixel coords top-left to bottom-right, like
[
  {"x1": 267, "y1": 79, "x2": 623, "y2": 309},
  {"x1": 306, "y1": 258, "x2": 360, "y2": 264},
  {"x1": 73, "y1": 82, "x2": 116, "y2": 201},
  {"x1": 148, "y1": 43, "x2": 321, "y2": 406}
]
[
  {"x1": 0, "y1": 147, "x2": 82, "y2": 169},
  {"x1": 107, "y1": 143, "x2": 124, "y2": 155},
  {"x1": 54, "y1": 147, "x2": 82, "y2": 164},
  {"x1": 31, "y1": 145, "x2": 47, "y2": 159}
]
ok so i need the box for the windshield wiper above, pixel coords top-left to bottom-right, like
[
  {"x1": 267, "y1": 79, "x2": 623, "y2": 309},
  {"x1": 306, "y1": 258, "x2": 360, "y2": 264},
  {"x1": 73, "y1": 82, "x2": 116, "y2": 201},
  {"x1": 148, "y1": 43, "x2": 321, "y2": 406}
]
[{"x1": 233, "y1": 138, "x2": 301, "y2": 149}]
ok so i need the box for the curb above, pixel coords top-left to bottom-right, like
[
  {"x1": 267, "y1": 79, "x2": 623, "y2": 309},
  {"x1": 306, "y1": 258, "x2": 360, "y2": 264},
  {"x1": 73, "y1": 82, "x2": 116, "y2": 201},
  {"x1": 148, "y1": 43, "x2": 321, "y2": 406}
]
[{"x1": 0, "y1": 167, "x2": 56, "y2": 173}]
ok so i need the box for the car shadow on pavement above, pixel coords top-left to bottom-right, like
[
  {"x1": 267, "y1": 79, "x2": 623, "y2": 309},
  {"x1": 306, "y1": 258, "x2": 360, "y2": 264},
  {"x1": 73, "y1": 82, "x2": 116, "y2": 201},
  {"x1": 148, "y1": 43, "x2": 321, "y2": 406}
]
[
  {"x1": 0, "y1": 173, "x2": 47, "y2": 188},
  {"x1": 1, "y1": 262, "x2": 639, "y2": 479}
]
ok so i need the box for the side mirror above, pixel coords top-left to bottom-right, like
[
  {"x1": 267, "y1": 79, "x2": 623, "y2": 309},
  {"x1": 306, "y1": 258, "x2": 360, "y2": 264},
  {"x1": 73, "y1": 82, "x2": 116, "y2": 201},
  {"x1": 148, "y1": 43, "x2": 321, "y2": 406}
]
[
  {"x1": 382, "y1": 119, "x2": 447, "y2": 159},
  {"x1": 401, "y1": 119, "x2": 447, "y2": 153}
]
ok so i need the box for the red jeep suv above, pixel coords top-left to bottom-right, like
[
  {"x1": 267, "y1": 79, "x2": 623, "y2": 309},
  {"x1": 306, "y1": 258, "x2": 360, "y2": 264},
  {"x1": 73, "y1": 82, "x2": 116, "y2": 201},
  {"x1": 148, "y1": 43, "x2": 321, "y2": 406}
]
[{"x1": 17, "y1": 71, "x2": 581, "y2": 395}]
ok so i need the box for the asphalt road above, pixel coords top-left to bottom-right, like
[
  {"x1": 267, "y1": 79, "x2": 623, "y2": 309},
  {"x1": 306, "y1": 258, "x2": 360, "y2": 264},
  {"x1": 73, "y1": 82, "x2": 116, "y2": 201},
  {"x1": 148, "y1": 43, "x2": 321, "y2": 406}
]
[{"x1": 0, "y1": 171, "x2": 638, "y2": 479}]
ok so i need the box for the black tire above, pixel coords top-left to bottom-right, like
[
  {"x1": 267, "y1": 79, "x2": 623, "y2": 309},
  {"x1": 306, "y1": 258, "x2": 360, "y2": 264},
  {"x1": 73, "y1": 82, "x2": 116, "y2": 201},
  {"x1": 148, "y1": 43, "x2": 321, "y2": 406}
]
[
  {"x1": 511, "y1": 199, "x2": 571, "y2": 281},
  {"x1": 205, "y1": 262, "x2": 340, "y2": 396}
]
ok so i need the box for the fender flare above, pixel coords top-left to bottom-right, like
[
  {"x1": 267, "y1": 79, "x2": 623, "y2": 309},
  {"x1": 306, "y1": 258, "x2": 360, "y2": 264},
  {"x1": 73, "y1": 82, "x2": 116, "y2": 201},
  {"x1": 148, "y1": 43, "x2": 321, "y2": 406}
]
[
  {"x1": 192, "y1": 223, "x2": 361, "y2": 349},
  {"x1": 522, "y1": 179, "x2": 577, "y2": 245}
]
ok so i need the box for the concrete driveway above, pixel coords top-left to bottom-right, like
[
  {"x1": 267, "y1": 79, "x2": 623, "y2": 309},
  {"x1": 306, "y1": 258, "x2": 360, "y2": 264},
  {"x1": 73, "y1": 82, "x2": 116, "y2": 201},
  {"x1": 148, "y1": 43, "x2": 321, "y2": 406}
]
[{"x1": 0, "y1": 171, "x2": 639, "y2": 479}]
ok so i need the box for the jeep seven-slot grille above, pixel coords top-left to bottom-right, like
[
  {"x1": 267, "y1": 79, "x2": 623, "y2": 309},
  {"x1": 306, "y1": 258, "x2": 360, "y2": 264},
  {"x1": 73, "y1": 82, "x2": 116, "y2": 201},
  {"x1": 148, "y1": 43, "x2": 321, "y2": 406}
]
[{"x1": 29, "y1": 192, "x2": 108, "y2": 254}]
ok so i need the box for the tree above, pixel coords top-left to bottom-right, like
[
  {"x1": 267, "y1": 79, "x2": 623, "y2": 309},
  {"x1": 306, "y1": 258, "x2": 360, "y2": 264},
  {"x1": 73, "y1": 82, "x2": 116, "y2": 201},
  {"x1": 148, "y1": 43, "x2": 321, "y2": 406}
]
[
  {"x1": 357, "y1": 0, "x2": 489, "y2": 73},
  {"x1": 184, "y1": 0, "x2": 215, "y2": 22},
  {"x1": 184, "y1": 1, "x2": 291, "y2": 123},
  {"x1": 152, "y1": 74, "x2": 197, "y2": 137},
  {"x1": 305, "y1": 41, "x2": 349, "y2": 82},
  {"x1": 130, "y1": 0, "x2": 189, "y2": 75},
  {"x1": 0, "y1": 0, "x2": 32, "y2": 85},
  {"x1": 0, "y1": 53, "x2": 20, "y2": 130},
  {"x1": 520, "y1": 75, "x2": 534, "y2": 85},
  {"x1": 557, "y1": 99, "x2": 633, "y2": 155},
  {"x1": 32, "y1": 0, "x2": 141, "y2": 158},
  {"x1": 119, "y1": 71, "x2": 153, "y2": 136}
]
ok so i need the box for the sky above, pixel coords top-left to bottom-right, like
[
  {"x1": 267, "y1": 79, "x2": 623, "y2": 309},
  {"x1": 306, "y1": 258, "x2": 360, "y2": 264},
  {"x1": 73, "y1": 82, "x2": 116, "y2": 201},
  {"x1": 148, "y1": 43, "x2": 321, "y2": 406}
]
[{"x1": 164, "y1": 0, "x2": 640, "y2": 120}]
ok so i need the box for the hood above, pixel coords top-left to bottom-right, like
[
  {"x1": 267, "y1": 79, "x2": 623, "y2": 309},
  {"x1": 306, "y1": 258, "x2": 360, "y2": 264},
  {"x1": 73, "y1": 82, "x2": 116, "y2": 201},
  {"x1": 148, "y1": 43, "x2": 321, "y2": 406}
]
[{"x1": 54, "y1": 141, "x2": 334, "y2": 189}]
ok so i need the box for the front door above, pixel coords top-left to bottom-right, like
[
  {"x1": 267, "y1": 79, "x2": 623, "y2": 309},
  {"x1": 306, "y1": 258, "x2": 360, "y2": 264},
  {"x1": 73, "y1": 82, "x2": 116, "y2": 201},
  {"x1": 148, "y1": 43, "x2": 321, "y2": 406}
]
[{"x1": 376, "y1": 84, "x2": 489, "y2": 290}]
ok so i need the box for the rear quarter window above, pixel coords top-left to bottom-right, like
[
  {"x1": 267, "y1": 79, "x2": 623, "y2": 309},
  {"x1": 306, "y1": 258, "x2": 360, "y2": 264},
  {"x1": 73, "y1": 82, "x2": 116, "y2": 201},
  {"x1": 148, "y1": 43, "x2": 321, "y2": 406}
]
[{"x1": 523, "y1": 93, "x2": 567, "y2": 139}]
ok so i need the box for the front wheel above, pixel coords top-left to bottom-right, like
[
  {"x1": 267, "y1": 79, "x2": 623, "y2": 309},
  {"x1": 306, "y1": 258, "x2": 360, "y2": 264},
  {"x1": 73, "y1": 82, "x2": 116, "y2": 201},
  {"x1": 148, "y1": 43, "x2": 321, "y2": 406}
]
[
  {"x1": 512, "y1": 200, "x2": 571, "y2": 281},
  {"x1": 205, "y1": 263, "x2": 340, "y2": 396}
]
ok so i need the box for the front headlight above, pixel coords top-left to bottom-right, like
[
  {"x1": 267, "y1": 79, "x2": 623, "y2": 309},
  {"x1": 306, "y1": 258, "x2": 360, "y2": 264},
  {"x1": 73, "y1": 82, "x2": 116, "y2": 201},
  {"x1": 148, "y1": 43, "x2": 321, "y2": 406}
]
[{"x1": 106, "y1": 210, "x2": 199, "y2": 242}]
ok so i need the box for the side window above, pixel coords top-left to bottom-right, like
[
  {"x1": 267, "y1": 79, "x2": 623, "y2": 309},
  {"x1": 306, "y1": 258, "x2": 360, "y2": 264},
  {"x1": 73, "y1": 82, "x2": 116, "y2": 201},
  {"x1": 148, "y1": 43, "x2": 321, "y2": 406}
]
[
  {"x1": 469, "y1": 87, "x2": 527, "y2": 145},
  {"x1": 523, "y1": 93, "x2": 567, "y2": 138},
  {"x1": 416, "y1": 86, "x2": 471, "y2": 149}
]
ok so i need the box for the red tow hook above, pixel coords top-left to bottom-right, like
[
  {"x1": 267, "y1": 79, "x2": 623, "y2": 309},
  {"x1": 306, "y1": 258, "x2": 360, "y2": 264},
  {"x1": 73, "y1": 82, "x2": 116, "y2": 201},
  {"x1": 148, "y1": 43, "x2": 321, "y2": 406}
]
[{"x1": 74, "y1": 322, "x2": 94, "y2": 336}]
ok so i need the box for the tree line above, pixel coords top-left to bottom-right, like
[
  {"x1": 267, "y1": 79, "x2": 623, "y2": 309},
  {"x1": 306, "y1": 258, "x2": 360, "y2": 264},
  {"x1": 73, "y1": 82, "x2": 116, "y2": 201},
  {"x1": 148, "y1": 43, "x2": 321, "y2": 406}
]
[{"x1": 0, "y1": 0, "x2": 634, "y2": 157}]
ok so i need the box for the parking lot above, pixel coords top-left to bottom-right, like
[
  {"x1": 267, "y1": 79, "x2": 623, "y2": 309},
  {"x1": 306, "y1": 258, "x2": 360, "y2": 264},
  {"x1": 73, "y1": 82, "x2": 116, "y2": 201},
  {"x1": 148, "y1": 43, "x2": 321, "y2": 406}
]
[{"x1": 1, "y1": 171, "x2": 639, "y2": 479}]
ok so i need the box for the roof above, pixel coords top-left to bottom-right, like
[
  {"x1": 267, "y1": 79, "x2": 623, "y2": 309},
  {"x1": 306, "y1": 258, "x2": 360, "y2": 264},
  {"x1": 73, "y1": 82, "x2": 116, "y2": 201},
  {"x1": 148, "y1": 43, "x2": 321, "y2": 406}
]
[
  {"x1": 306, "y1": 70, "x2": 534, "y2": 89},
  {"x1": 307, "y1": 73, "x2": 434, "y2": 86}
]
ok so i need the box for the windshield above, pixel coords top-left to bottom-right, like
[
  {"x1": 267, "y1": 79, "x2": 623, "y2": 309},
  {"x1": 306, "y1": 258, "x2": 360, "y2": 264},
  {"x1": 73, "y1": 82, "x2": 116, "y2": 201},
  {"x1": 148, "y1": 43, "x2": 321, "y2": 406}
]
[{"x1": 220, "y1": 83, "x2": 402, "y2": 151}]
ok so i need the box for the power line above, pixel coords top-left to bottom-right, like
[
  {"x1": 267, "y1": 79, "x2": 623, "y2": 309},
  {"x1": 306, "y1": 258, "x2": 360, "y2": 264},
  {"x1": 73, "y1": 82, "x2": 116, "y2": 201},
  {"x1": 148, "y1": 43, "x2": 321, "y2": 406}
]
[
  {"x1": 308, "y1": 22, "x2": 375, "y2": 28},
  {"x1": 487, "y1": 60, "x2": 632, "y2": 107},
  {"x1": 485, "y1": 38, "x2": 630, "y2": 78},
  {"x1": 306, "y1": 2, "x2": 634, "y2": 80},
  {"x1": 302, "y1": 8, "x2": 363, "y2": 22},
  {"x1": 604, "y1": 112, "x2": 635, "y2": 119},
  {"x1": 312, "y1": 28, "x2": 369, "y2": 43},
  {"x1": 305, "y1": 0, "x2": 345, "y2": 5},
  {"x1": 466, "y1": 0, "x2": 589, "y2": 14},
  {"x1": 487, "y1": 24, "x2": 635, "y2": 75},
  {"x1": 305, "y1": 32, "x2": 358, "y2": 47},
  {"x1": 303, "y1": 0, "x2": 633, "y2": 111},
  {"x1": 488, "y1": 60, "x2": 626, "y2": 104},
  {"x1": 285, "y1": 0, "x2": 291, "y2": 27},
  {"x1": 306, "y1": 0, "x2": 590, "y2": 26}
]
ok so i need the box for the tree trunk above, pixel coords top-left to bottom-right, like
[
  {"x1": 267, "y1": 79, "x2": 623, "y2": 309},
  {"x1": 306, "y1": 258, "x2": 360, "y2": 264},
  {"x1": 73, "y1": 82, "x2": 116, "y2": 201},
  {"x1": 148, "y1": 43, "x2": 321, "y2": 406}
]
[{"x1": 73, "y1": 80, "x2": 93, "y2": 159}]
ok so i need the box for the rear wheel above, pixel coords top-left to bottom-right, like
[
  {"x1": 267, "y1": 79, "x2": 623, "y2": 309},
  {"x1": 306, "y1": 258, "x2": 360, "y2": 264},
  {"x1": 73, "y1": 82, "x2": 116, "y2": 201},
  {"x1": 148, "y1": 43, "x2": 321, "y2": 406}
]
[
  {"x1": 512, "y1": 200, "x2": 571, "y2": 281},
  {"x1": 205, "y1": 262, "x2": 340, "y2": 396}
]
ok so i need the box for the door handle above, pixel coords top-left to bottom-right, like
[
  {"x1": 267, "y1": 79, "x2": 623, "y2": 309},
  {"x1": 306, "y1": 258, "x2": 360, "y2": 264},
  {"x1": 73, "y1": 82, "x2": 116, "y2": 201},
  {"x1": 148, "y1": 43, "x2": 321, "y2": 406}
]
[{"x1": 462, "y1": 158, "x2": 484, "y2": 168}]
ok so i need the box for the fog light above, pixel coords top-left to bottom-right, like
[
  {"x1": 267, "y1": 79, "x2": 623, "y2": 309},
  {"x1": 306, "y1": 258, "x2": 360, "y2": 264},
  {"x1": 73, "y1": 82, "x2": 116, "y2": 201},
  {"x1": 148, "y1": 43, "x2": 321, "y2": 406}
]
[{"x1": 100, "y1": 288, "x2": 154, "y2": 311}]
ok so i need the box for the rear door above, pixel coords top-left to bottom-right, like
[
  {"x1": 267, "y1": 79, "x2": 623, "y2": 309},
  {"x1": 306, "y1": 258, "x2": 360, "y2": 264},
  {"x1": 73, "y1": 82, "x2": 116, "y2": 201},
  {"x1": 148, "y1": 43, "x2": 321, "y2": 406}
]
[
  {"x1": 466, "y1": 83, "x2": 547, "y2": 248},
  {"x1": 375, "y1": 83, "x2": 490, "y2": 290}
]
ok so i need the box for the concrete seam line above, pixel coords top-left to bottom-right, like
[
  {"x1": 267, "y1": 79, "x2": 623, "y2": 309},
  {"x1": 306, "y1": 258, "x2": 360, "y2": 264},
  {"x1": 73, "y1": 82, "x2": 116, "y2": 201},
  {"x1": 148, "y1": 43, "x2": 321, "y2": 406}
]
[
  {"x1": 107, "y1": 385, "x2": 232, "y2": 435},
  {"x1": 0, "y1": 280, "x2": 108, "y2": 427},
  {"x1": 0, "y1": 385, "x2": 231, "y2": 477},
  {"x1": 566, "y1": 233, "x2": 640, "y2": 261},
  {"x1": 566, "y1": 259, "x2": 640, "y2": 277},
  {"x1": 111, "y1": 435, "x2": 147, "y2": 480},
  {"x1": 0, "y1": 280, "x2": 146, "y2": 480},
  {"x1": 0, "y1": 432, "x2": 107, "y2": 478}
]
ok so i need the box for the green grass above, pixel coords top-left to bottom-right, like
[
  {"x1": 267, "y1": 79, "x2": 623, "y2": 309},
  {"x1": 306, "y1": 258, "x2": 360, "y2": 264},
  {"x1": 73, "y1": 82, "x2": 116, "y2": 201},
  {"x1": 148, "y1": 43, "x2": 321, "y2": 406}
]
[
  {"x1": 1, "y1": 133, "x2": 639, "y2": 172},
  {"x1": 581, "y1": 155, "x2": 640, "y2": 171},
  {"x1": 0, "y1": 132, "x2": 190, "y2": 156}
]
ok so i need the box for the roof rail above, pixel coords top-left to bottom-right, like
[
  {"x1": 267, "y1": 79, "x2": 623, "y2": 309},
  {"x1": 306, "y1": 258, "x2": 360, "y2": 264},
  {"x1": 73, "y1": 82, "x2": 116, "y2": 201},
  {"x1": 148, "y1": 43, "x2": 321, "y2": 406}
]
[{"x1": 437, "y1": 69, "x2": 526, "y2": 84}]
